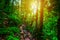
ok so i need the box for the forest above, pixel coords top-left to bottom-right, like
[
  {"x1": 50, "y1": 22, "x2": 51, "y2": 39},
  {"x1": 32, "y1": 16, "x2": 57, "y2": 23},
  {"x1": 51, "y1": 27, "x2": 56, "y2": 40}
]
[{"x1": 0, "y1": 0, "x2": 60, "y2": 40}]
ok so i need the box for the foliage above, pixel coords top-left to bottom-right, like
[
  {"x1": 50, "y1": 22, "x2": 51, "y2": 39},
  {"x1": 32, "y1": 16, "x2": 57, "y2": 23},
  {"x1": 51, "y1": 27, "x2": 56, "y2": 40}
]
[{"x1": 0, "y1": 0, "x2": 60, "y2": 40}]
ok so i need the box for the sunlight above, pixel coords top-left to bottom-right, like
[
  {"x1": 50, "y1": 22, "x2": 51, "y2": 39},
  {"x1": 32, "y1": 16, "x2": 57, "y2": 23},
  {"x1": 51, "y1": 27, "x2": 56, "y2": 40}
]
[
  {"x1": 19, "y1": 0, "x2": 21, "y2": 5},
  {"x1": 31, "y1": 3, "x2": 37, "y2": 14},
  {"x1": 31, "y1": 0, "x2": 40, "y2": 15}
]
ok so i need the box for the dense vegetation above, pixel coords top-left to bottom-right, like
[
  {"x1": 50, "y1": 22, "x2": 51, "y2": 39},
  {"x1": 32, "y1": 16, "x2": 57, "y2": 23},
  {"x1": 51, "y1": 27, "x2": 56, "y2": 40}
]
[{"x1": 0, "y1": 0, "x2": 60, "y2": 40}]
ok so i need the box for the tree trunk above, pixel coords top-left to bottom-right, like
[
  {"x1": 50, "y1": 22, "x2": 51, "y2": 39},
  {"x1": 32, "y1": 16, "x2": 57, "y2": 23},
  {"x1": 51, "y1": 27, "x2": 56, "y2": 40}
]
[{"x1": 39, "y1": 0, "x2": 44, "y2": 30}]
